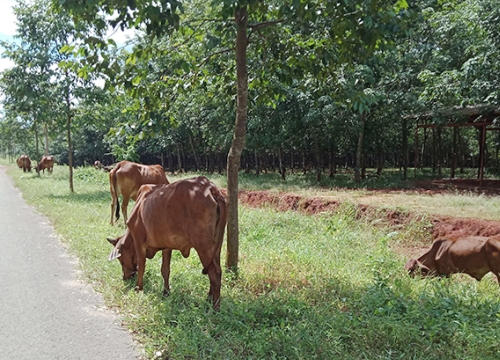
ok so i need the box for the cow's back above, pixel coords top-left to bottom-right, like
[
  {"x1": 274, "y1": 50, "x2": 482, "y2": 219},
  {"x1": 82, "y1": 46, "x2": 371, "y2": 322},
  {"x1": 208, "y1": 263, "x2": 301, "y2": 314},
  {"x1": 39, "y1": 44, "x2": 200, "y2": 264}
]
[
  {"x1": 132, "y1": 177, "x2": 222, "y2": 254},
  {"x1": 114, "y1": 161, "x2": 167, "y2": 199}
]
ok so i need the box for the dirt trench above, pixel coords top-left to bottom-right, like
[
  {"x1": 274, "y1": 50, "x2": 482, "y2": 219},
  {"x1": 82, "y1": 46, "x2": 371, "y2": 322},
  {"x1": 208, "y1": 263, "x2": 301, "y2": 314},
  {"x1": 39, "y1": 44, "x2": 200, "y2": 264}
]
[{"x1": 238, "y1": 189, "x2": 500, "y2": 240}]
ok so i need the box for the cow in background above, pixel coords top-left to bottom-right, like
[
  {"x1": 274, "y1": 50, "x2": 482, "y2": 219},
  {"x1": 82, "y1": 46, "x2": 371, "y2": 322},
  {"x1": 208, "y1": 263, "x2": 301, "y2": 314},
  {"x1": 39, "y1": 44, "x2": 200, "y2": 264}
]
[
  {"x1": 93, "y1": 160, "x2": 103, "y2": 170},
  {"x1": 405, "y1": 235, "x2": 500, "y2": 283},
  {"x1": 109, "y1": 160, "x2": 169, "y2": 225},
  {"x1": 17, "y1": 155, "x2": 31, "y2": 172},
  {"x1": 36, "y1": 155, "x2": 54, "y2": 175},
  {"x1": 107, "y1": 177, "x2": 227, "y2": 310}
]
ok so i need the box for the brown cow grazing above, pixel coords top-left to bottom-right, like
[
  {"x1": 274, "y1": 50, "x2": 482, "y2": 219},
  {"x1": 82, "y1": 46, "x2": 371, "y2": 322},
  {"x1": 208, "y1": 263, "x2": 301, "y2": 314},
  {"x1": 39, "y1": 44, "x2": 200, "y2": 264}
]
[
  {"x1": 109, "y1": 160, "x2": 169, "y2": 225},
  {"x1": 36, "y1": 155, "x2": 54, "y2": 174},
  {"x1": 405, "y1": 236, "x2": 500, "y2": 283},
  {"x1": 18, "y1": 155, "x2": 31, "y2": 172},
  {"x1": 107, "y1": 177, "x2": 227, "y2": 310}
]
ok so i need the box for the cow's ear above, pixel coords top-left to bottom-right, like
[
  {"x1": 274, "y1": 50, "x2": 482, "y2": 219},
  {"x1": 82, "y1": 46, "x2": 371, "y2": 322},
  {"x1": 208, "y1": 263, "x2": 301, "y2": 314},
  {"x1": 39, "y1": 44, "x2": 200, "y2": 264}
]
[
  {"x1": 108, "y1": 247, "x2": 122, "y2": 261},
  {"x1": 107, "y1": 237, "x2": 119, "y2": 246}
]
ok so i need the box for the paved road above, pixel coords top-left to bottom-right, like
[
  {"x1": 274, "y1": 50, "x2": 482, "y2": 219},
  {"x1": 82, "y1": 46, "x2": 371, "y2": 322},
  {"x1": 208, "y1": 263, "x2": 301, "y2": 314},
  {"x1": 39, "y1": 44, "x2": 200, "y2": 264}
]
[{"x1": 0, "y1": 166, "x2": 141, "y2": 360}]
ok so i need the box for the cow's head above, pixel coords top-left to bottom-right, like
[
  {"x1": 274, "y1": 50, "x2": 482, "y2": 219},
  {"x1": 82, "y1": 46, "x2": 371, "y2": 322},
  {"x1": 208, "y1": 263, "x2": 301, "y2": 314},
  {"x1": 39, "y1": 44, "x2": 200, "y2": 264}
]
[
  {"x1": 404, "y1": 258, "x2": 431, "y2": 277},
  {"x1": 107, "y1": 232, "x2": 137, "y2": 280}
]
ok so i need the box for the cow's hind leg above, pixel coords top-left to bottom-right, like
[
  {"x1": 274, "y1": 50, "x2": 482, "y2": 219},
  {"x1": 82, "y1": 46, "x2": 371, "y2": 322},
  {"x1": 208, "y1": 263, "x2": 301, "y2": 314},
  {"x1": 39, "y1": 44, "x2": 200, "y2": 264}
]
[
  {"x1": 161, "y1": 249, "x2": 172, "y2": 296},
  {"x1": 205, "y1": 254, "x2": 222, "y2": 311},
  {"x1": 121, "y1": 197, "x2": 130, "y2": 225}
]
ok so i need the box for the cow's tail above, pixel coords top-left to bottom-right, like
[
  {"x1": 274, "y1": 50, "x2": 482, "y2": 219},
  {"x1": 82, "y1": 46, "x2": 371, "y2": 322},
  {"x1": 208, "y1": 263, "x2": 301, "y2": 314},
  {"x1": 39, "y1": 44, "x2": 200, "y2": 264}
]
[
  {"x1": 202, "y1": 186, "x2": 227, "y2": 275},
  {"x1": 110, "y1": 168, "x2": 120, "y2": 222}
]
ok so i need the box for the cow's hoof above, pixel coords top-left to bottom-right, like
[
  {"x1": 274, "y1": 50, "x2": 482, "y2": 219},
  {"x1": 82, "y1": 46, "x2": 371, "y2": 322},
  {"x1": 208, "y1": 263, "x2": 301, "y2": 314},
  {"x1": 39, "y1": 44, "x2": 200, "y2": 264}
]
[
  {"x1": 163, "y1": 289, "x2": 170, "y2": 297},
  {"x1": 134, "y1": 286, "x2": 143, "y2": 292}
]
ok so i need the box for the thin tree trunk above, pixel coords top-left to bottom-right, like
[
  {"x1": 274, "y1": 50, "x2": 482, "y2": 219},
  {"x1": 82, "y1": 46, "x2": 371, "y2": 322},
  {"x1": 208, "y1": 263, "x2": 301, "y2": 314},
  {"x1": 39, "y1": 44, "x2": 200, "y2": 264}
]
[
  {"x1": 34, "y1": 116, "x2": 39, "y2": 163},
  {"x1": 66, "y1": 97, "x2": 74, "y2": 192},
  {"x1": 226, "y1": 6, "x2": 248, "y2": 271},
  {"x1": 355, "y1": 113, "x2": 365, "y2": 183},
  {"x1": 437, "y1": 127, "x2": 442, "y2": 176},
  {"x1": 176, "y1": 143, "x2": 182, "y2": 172},
  {"x1": 44, "y1": 123, "x2": 49, "y2": 156},
  {"x1": 188, "y1": 133, "x2": 200, "y2": 170},
  {"x1": 329, "y1": 144, "x2": 335, "y2": 178},
  {"x1": 402, "y1": 117, "x2": 408, "y2": 180},
  {"x1": 278, "y1": 146, "x2": 285, "y2": 180},
  {"x1": 255, "y1": 150, "x2": 260, "y2": 175},
  {"x1": 451, "y1": 126, "x2": 458, "y2": 178}
]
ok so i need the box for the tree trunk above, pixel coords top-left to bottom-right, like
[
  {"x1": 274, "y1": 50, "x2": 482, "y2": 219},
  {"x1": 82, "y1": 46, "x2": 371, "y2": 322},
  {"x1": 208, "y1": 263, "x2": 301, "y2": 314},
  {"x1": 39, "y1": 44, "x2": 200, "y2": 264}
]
[
  {"x1": 432, "y1": 128, "x2": 437, "y2": 174},
  {"x1": 437, "y1": 127, "x2": 442, "y2": 176},
  {"x1": 188, "y1": 133, "x2": 199, "y2": 170},
  {"x1": 44, "y1": 123, "x2": 49, "y2": 156},
  {"x1": 176, "y1": 143, "x2": 182, "y2": 172},
  {"x1": 33, "y1": 116, "x2": 40, "y2": 163},
  {"x1": 451, "y1": 126, "x2": 458, "y2": 178},
  {"x1": 254, "y1": 150, "x2": 260, "y2": 175},
  {"x1": 329, "y1": 144, "x2": 335, "y2": 178},
  {"x1": 354, "y1": 113, "x2": 365, "y2": 183},
  {"x1": 226, "y1": 6, "x2": 248, "y2": 271},
  {"x1": 402, "y1": 117, "x2": 408, "y2": 180},
  {"x1": 377, "y1": 148, "x2": 384, "y2": 175},
  {"x1": 278, "y1": 146, "x2": 285, "y2": 180},
  {"x1": 66, "y1": 100, "x2": 74, "y2": 192}
]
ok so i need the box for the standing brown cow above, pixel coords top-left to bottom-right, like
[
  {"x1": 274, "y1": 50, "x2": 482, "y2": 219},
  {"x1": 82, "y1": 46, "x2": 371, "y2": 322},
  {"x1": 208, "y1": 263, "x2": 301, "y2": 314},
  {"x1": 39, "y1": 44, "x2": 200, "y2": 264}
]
[
  {"x1": 107, "y1": 177, "x2": 227, "y2": 309},
  {"x1": 109, "y1": 160, "x2": 169, "y2": 225},
  {"x1": 17, "y1": 155, "x2": 31, "y2": 172},
  {"x1": 36, "y1": 155, "x2": 54, "y2": 174}
]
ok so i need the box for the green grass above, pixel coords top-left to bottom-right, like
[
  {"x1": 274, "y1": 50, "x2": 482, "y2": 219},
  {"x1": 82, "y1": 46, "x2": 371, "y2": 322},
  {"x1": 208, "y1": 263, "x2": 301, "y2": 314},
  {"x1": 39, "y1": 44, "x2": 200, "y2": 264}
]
[{"x1": 3, "y1": 160, "x2": 500, "y2": 359}]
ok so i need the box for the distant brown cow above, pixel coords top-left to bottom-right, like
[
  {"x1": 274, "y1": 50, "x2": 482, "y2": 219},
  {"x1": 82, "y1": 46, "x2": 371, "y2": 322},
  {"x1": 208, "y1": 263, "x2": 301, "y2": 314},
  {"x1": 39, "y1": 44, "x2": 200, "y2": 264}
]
[
  {"x1": 36, "y1": 155, "x2": 54, "y2": 174},
  {"x1": 109, "y1": 160, "x2": 169, "y2": 225},
  {"x1": 94, "y1": 160, "x2": 103, "y2": 170},
  {"x1": 18, "y1": 155, "x2": 31, "y2": 172},
  {"x1": 107, "y1": 177, "x2": 227, "y2": 309},
  {"x1": 405, "y1": 236, "x2": 500, "y2": 283}
]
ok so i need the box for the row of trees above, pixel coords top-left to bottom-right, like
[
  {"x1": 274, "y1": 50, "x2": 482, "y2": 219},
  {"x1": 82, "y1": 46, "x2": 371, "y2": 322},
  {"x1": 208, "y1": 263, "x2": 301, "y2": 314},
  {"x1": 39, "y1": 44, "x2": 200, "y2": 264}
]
[{"x1": 1, "y1": 0, "x2": 500, "y2": 268}]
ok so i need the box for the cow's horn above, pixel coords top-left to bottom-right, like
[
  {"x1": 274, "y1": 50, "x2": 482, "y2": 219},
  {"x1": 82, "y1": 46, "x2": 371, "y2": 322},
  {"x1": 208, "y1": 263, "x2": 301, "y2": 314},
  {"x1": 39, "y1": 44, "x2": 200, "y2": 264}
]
[{"x1": 108, "y1": 248, "x2": 122, "y2": 261}]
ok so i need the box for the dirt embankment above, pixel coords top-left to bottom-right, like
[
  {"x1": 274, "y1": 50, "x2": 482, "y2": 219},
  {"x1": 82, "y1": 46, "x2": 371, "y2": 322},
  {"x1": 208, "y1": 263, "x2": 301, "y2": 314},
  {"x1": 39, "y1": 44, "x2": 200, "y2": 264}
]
[{"x1": 238, "y1": 187, "x2": 500, "y2": 240}]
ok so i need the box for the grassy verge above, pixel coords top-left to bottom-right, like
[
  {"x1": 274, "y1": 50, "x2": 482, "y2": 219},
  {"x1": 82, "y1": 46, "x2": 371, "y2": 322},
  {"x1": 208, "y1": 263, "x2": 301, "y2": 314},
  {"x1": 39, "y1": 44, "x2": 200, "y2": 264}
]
[{"x1": 3, "y1": 161, "x2": 500, "y2": 359}]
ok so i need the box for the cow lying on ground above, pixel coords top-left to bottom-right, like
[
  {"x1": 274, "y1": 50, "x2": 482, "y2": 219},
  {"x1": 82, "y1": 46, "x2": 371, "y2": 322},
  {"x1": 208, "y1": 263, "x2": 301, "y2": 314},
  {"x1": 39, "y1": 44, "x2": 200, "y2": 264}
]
[
  {"x1": 107, "y1": 176, "x2": 227, "y2": 310},
  {"x1": 36, "y1": 155, "x2": 54, "y2": 174},
  {"x1": 405, "y1": 236, "x2": 500, "y2": 283},
  {"x1": 17, "y1": 155, "x2": 31, "y2": 172},
  {"x1": 109, "y1": 160, "x2": 169, "y2": 225}
]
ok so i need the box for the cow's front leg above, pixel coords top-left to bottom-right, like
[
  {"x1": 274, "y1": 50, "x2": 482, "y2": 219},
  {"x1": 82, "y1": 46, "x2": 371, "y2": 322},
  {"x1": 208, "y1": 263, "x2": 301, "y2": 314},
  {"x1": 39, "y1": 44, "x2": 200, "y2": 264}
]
[
  {"x1": 135, "y1": 245, "x2": 147, "y2": 291},
  {"x1": 161, "y1": 249, "x2": 172, "y2": 296}
]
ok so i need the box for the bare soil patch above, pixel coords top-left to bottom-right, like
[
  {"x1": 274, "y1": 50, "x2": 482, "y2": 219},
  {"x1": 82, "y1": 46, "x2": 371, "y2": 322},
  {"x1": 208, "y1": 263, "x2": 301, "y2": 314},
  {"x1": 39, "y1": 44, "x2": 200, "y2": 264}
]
[{"x1": 239, "y1": 178, "x2": 500, "y2": 241}]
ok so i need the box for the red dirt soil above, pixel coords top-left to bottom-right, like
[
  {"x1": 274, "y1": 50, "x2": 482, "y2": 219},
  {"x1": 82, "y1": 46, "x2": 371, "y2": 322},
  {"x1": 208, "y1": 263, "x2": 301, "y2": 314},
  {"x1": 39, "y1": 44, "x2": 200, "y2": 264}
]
[{"x1": 238, "y1": 178, "x2": 500, "y2": 241}]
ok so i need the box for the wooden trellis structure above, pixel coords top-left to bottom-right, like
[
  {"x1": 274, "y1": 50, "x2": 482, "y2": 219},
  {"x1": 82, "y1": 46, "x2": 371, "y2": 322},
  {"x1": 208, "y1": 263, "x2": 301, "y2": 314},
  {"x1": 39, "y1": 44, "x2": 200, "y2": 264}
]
[{"x1": 404, "y1": 105, "x2": 500, "y2": 186}]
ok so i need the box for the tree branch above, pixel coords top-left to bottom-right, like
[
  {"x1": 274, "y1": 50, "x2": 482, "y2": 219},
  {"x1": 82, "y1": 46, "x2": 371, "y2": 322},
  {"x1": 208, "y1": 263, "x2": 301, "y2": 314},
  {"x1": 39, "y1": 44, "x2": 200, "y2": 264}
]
[
  {"x1": 248, "y1": 19, "x2": 285, "y2": 31},
  {"x1": 197, "y1": 47, "x2": 234, "y2": 68}
]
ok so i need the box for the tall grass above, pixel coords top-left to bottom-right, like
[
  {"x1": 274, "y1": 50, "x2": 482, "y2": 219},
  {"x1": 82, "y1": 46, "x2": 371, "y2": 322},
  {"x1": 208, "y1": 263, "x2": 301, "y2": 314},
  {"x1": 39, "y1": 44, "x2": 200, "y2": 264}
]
[{"x1": 3, "y1": 161, "x2": 500, "y2": 359}]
